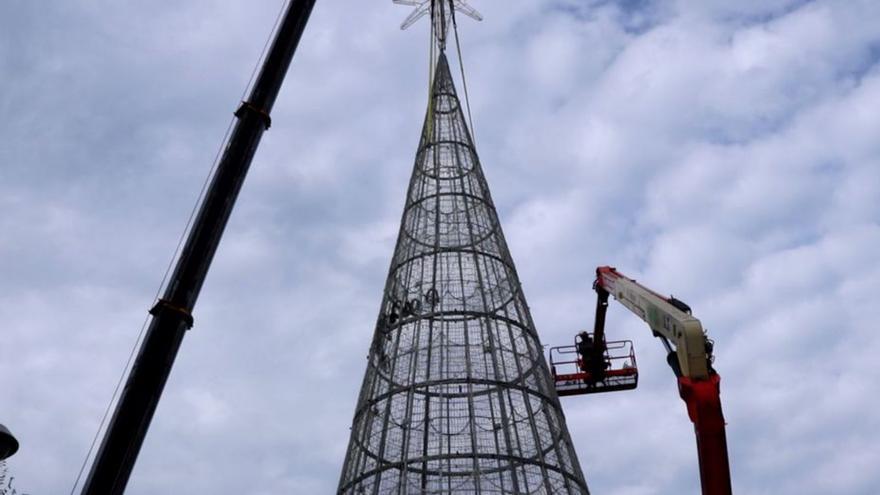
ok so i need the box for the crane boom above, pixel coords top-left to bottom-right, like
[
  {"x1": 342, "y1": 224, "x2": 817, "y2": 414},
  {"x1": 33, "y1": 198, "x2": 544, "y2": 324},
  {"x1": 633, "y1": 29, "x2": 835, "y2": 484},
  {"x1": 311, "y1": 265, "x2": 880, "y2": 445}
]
[
  {"x1": 595, "y1": 266, "x2": 710, "y2": 379},
  {"x1": 79, "y1": 2, "x2": 316, "y2": 493},
  {"x1": 595, "y1": 266, "x2": 732, "y2": 495},
  {"x1": 549, "y1": 266, "x2": 732, "y2": 494}
]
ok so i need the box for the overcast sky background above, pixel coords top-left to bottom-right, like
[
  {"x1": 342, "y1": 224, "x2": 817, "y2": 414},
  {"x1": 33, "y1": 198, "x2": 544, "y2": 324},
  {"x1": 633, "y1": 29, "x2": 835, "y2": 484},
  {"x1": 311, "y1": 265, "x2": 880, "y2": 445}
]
[{"x1": 2, "y1": 0, "x2": 879, "y2": 493}]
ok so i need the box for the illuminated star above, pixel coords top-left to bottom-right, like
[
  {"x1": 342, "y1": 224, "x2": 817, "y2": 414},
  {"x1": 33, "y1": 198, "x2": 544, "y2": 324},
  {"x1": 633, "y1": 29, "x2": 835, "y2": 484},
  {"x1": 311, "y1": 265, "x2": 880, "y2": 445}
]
[{"x1": 393, "y1": 0, "x2": 482, "y2": 33}]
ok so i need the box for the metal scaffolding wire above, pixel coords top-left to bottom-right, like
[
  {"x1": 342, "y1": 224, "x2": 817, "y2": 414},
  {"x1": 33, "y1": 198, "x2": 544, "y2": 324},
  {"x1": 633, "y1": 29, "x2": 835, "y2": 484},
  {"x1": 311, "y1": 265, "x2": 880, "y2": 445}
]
[{"x1": 337, "y1": 53, "x2": 589, "y2": 494}]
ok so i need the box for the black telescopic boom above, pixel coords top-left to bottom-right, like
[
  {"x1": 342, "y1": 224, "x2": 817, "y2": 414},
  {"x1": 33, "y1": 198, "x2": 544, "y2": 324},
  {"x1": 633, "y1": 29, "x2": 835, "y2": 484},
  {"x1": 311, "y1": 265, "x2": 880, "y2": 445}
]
[{"x1": 80, "y1": 1, "x2": 316, "y2": 493}]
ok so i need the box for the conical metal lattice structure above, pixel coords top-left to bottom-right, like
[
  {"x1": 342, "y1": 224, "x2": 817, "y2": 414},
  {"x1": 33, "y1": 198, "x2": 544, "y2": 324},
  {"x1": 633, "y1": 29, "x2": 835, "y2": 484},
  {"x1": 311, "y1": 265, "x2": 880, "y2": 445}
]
[{"x1": 337, "y1": 53, "x2": 589, "y2": 494}]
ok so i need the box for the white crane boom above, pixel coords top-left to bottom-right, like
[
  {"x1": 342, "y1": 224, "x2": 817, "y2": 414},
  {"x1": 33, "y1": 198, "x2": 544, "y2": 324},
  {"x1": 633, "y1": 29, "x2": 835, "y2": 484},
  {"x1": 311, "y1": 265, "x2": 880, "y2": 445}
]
[{"x1": 596, "y1": 266, "x2": 711, "y2": 379}]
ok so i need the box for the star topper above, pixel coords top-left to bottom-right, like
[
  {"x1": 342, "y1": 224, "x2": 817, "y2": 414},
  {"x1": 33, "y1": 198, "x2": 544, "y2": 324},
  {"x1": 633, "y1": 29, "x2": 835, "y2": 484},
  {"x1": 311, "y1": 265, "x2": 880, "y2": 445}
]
[{"x1": 393, "y1": 0, "x2": 482, "y2": 49}]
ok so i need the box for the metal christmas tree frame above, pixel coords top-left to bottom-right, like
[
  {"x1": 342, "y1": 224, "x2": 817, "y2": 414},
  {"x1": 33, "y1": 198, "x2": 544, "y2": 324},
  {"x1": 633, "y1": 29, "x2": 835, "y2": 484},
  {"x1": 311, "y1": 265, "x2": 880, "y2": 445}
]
[{"x1": 338, "y1": 3, "x2": 589, "y2": 493}]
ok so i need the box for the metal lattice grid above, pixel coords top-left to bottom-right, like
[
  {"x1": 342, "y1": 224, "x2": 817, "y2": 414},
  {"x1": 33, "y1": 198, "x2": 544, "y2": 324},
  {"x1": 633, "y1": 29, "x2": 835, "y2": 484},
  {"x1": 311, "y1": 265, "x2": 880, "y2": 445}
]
[{"x1": 337, "y1": 53, "x2": 589, "y2": 494}]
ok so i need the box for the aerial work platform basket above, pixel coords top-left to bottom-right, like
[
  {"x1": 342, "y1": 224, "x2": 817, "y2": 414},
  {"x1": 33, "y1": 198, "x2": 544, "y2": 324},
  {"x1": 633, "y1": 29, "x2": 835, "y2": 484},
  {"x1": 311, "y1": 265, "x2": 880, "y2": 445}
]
[{"x1": 549, "y1": 336, "x2": 638, "y2": 396}]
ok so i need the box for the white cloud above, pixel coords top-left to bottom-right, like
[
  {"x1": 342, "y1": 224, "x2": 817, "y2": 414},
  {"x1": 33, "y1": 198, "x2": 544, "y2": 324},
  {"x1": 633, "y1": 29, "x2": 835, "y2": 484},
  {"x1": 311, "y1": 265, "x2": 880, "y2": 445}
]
[{"x1": 1, "y1": 0, "x2": 878, "y2": 494}]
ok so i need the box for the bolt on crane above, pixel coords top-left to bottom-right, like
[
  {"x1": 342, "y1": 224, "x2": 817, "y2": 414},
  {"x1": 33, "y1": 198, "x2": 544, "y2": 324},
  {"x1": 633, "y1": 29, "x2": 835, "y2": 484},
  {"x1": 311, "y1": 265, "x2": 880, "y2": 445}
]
[{"x1": 549, "y1": 266, "x2": 732, "y2": 495}]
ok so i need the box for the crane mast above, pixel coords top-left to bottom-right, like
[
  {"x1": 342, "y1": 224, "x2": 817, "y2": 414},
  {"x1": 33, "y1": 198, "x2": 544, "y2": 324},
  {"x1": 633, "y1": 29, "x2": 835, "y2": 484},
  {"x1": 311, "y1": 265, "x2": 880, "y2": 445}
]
[{"x1": 79, "y1": 2, "x2": 316, "y2": 493}]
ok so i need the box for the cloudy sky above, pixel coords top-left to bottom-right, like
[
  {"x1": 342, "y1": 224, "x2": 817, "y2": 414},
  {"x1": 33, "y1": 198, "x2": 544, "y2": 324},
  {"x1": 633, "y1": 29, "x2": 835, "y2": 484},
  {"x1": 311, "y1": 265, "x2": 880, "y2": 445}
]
[{"x1": 2, "y1": 0, "x2": 879, "y2": 493}]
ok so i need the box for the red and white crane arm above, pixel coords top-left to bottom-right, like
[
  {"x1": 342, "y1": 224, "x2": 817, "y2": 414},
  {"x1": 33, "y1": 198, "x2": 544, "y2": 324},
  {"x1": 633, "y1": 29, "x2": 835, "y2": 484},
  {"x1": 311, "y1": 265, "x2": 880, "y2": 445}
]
[
  {"x1": 595, "y1": 266, "x2": 732, "y2": 495},
  {"x1": 596, "y1": 266, "x2": 711, "y2": 380}
]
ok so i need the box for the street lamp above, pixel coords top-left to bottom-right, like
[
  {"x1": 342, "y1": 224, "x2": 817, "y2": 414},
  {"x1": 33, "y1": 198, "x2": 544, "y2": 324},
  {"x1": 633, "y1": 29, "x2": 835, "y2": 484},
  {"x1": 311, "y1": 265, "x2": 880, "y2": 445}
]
[{"x1": 0, "y1": 424, "x2": 18, "y2": 460}]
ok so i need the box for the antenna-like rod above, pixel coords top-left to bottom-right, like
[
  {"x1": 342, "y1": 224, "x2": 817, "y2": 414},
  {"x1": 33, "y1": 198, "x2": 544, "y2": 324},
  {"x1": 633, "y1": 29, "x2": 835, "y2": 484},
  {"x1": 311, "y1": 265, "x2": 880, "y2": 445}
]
[{"x1": 79, "y1": 1, "x2": 316, "y2": 493}]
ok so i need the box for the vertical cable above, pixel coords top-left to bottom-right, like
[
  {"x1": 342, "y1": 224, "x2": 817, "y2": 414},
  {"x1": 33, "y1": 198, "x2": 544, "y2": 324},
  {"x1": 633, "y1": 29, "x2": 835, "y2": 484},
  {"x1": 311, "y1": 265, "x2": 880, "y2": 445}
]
[{"x1": 451, "y1": 8, "x2": 477, "y2": 142}]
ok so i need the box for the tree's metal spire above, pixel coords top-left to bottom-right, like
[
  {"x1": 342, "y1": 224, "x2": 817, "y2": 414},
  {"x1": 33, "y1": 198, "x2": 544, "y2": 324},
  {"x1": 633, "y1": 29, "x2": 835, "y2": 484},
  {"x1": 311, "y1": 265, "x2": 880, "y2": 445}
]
[{"x1": 394, "y1": 0, "x2": 482, "y2": 50}]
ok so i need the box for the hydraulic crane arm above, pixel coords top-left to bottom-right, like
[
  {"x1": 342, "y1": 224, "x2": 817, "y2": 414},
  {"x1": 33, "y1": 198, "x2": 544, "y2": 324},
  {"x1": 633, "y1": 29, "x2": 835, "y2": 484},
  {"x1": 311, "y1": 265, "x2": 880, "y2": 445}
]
[
  {"x1": 595, "y1": 266, "x2": 732, "y2": 495},
  {"x1": 595, "y1": 266, "x2": 711, "y2": 380}
]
